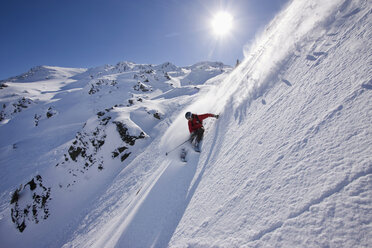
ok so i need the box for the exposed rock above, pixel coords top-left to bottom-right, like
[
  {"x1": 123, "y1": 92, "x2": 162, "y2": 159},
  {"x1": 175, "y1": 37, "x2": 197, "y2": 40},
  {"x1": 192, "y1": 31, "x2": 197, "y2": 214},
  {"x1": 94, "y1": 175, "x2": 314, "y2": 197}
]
[
  {"x1": 46, "y1": 106, "x2": 58, "y2": 118},
  {"x1": 0, "y1": 83, "x2": 8, "y2": 89},
  {"x1": 133, "y1": 82, "x2": 152, "y2": 92},
  {"x1": 10, "y1": 175, "x2": 51, "y2": 233},
  {"x1": 88, "y1": 79, "x2": 118, "y2": 95},
  {"x1": 0, "y1": 97, "x2": 34, "y2": 122},
  {"x1": 114, "y1": 121, "x2": 145, "y2": 145}
]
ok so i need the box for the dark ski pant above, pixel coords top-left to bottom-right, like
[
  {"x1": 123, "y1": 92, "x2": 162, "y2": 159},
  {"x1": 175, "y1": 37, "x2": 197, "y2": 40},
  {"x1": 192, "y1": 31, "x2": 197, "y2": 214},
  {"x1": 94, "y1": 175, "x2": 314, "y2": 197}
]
[{"x1": 190, "y1": 127, "x2": 204, "y2": 145}]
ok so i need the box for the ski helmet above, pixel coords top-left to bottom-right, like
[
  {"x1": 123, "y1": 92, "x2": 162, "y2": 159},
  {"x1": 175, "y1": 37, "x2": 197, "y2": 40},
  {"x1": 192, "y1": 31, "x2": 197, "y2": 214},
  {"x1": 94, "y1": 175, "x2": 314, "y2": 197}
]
[{"x1": 185, "y1": 112, "x2": 192, "y2": 119}]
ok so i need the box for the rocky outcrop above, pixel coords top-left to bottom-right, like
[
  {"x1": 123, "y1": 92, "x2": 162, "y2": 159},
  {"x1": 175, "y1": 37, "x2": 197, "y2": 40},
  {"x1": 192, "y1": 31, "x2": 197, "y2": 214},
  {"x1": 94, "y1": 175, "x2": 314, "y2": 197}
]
[{"x1": 10, "y1": 175, "x2": 51, "y2": 233}]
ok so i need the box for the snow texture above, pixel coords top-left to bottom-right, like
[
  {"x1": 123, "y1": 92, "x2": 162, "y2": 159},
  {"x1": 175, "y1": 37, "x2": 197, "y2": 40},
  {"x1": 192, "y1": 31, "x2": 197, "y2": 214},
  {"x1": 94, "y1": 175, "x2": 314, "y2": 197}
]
[{"x1": 0, "y1": 0, "x2": 371, "y2": 247}]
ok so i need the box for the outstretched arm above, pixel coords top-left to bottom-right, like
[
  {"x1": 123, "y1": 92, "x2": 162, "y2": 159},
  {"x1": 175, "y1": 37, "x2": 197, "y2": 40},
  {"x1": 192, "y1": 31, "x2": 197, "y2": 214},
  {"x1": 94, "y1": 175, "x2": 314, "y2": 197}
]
[{"x1": 198, "y1": 113, "x2": 219, "y2": 121}]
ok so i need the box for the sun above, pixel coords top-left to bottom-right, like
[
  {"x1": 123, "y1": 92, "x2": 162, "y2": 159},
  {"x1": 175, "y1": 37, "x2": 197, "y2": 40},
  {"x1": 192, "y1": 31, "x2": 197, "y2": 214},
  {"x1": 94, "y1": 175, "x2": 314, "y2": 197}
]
[{"x1": 211, "y1": 11, "x2": 234, "y2": 37}]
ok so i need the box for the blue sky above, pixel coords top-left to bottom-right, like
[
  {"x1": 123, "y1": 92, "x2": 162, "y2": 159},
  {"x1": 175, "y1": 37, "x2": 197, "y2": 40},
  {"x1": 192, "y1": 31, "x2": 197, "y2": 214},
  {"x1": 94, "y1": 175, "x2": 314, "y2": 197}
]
[{"x1": 0, "y1": 0, "x2": 288, "y2": 79}]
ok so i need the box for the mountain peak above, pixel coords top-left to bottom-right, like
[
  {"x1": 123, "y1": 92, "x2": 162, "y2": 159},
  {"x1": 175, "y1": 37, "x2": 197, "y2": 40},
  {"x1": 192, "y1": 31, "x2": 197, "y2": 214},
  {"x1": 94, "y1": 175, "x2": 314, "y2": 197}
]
[{"x1": 2, "y1": 65, "x2": 86, "y2": 82}]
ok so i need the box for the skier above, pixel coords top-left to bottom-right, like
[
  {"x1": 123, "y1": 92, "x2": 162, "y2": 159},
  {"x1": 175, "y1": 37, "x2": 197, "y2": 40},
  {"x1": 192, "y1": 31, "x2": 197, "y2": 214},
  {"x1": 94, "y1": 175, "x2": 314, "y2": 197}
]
[{"x1": 185, "y1": 111, "x2": 219, "y2": 152}]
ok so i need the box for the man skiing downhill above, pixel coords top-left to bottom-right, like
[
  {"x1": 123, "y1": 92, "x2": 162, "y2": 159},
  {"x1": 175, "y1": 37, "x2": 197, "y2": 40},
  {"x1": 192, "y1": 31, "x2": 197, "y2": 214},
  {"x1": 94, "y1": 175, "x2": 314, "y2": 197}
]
[{"x1": 185, "y1": 111, "x2": 219, "y2": 152}]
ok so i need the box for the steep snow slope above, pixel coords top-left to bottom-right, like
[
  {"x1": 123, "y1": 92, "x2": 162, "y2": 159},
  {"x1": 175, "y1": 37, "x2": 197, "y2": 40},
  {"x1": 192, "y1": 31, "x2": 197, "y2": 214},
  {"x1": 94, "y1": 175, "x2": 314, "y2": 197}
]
[
  {"x1": 60, "y1": 0, "x2": 371, "y2": 247},
  {"x1": 168, "y1": 0, "x2": 372, "y2": 247}
]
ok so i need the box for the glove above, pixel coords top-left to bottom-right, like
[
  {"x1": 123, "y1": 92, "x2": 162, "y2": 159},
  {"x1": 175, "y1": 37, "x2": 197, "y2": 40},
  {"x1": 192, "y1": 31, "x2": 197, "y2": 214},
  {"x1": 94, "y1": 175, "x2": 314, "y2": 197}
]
[{"x1": 214, "y1": 114, "x2": 219, "y2": 119}]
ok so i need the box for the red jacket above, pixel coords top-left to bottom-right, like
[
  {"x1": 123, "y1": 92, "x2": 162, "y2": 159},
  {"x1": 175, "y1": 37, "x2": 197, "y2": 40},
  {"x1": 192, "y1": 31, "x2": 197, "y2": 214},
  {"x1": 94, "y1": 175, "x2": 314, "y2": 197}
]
[{"x1": 188, "y1": 113, "x2": 214, "y2": 133}]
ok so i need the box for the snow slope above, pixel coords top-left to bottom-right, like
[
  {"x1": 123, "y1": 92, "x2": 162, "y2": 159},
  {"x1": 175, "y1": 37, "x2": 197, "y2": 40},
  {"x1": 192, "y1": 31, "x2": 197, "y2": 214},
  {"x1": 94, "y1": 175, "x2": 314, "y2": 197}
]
[
  {"x1": 0, "y1": 61, "x2": 231, "y2": 247},
  {"x1": 167, "y1": 0, "x2": 372, "y2": 247},
  {"x1": 1, "y1": 0, "x2": 371, "y2": 247}
]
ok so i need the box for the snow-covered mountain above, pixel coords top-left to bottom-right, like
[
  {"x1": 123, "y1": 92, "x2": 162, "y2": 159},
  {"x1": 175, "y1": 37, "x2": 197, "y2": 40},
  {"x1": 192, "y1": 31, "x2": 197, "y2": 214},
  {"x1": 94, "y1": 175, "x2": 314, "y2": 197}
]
[
  {"x1": 0, "y1": 60, "x2": 232, "y2": 246},
  {"x1": 1, "y1": 0, "x2": 371, "y2": 247}
]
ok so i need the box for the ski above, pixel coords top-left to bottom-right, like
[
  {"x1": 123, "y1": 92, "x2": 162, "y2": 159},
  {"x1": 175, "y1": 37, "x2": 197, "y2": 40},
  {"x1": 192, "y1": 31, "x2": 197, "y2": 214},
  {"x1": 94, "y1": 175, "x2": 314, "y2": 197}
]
[
  {"x1": 193, "y1": 140, "x2": 201, "y2": 153},
  {"x1": 180, "y1": 148, "x2": 187, "y2": 162}
]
